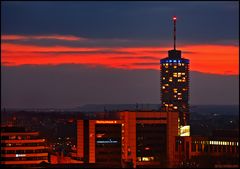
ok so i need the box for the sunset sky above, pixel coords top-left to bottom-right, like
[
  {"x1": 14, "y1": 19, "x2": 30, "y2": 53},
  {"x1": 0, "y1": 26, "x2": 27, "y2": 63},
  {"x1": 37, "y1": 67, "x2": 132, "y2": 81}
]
[{"x1": 1, "y1": 1, "x2": 239, "y2": 108}]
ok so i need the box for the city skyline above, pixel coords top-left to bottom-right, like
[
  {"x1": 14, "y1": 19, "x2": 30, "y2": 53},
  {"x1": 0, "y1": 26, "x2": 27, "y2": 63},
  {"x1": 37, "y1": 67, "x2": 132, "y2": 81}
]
[
  {"x1": 1, "y1": 1, "x2": 239, "y2": 108},
  {"x1": 1, "y1": 2, "x2": 239, "y2": 168}
]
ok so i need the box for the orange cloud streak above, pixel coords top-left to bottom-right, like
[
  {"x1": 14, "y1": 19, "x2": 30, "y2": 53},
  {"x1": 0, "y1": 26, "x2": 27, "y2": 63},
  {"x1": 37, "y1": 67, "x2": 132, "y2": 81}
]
[{"x1": 1, "y1": 42, "x2": 238, "y2": 75}]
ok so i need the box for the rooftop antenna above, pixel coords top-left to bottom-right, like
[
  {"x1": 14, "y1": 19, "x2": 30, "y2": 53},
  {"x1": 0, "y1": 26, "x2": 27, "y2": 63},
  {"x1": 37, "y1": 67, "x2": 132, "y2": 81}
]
[{"x1": 173, "y1": 16, "x2": 177, "y2": 50}]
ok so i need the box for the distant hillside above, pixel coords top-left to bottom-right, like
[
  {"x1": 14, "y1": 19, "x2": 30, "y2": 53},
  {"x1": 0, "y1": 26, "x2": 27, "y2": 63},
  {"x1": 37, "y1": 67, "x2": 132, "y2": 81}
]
[{"x1": 73, "y1": 104, "x2": 239, "y2": 116}]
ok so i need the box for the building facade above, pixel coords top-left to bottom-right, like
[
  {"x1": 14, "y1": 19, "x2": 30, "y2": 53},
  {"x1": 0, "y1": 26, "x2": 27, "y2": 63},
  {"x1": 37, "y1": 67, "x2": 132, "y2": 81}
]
[
  {"x1": 1, "y1": 126, "x2": 49, "y2": 167},
  {"x1": 160, "y1": 17, "x2": 190, "y2": 127},
  {"x1": 175, "y1": 135, "x2": 239, "y2": 168},
  {"x1": 76, "y1": 111, "x2": 179, "y2": 168}
]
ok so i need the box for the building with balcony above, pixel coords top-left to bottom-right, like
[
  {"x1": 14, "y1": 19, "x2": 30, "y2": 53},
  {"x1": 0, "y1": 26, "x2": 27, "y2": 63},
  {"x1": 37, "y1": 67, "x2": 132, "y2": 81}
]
[{"x1": 1, "y1": 126, "x2": 49, "y2": 167}]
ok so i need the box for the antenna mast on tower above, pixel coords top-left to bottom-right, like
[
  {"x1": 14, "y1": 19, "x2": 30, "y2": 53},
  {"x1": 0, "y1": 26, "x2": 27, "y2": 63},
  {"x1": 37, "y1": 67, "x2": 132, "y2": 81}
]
[{"x1": 173, "y1": 16, "x2": 177, "y2": 50}]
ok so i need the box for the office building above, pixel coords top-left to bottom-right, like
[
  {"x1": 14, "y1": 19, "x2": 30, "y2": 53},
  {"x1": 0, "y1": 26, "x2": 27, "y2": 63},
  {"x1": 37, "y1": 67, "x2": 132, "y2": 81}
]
[
  {"x1": 175, "y1": 135, "x2": 239, "y2": 168},
  {"x1": 76, "y1": 111, "x2": 179, "y2": 168},
  {"x1": 160, "y1": 16, "x2": 190, "y2": 127},
  {"x1": 1, "y1": 126, "x2": 49, "y2": 167}
]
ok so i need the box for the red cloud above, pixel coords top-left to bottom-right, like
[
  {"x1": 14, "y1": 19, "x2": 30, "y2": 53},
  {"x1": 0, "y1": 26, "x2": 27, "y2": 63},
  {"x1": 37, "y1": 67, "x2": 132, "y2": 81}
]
[{"x1": 1, "y1": 41, "x2": 238, "y2": 75}]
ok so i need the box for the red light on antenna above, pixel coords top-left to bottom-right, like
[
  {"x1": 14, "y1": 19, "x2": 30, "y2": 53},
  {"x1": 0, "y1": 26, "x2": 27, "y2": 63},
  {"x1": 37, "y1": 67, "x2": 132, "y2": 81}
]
[{"x1": 173, "y1": 16, "x2": 177, "y2": 20}]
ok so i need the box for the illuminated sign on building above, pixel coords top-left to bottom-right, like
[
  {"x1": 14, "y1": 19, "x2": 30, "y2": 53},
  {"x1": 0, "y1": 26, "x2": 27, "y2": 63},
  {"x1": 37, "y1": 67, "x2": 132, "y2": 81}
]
[
  {"x1": 96, "y1": 120, "x2": 117, "y2": 124},
  {"x1": 16, "y1": 154, "x2": 26, "y2": 157},
  {"x1": 179, "y1": 125, "x2": 190, "y2": 136},
  {"x1": 96, "y1": 139, "x2": 118, "y2": 144}
]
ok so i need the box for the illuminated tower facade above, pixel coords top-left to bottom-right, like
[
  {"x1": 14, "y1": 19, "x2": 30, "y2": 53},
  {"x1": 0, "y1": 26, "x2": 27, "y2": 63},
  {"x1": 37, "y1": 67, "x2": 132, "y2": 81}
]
[{"x1": 160, "y1": 16, "x2": 190, "y2": 126}]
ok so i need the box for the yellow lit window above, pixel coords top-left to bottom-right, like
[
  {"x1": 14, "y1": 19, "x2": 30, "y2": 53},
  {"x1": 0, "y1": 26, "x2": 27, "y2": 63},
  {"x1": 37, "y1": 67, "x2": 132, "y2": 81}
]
[
  {"x1": 165, "y1": 84, "x2": 169, "y2": 86},
  {"x1": 169, "y1": 78, "x2": 172, "y2": 82},
  {"x1": 173, "y1": 106, "x2": 178, "y2": 109},
  {"x1": 137, "y1": 157, "x2": 142, "y2": 162},
  {"x1": 174, "y1": 95, "x2": 177, "y2": 98},
  {"x1": 178, "y1": 79, "x2": 182, "y2": 82},
  {"x1": 182, "y1": 63, "x2": 185, "y2": 66},
  {"x1": 174, "y1": 66, "x2": 177, "y2": 69},
  {"x1": 177, "y1": 93, "x2": 182, "y2": 95},
  {"x1": 166, "y1": 63, "x2": 168, "y2": 66},
  {"x1": 182, "y1": 73, "x2": 185, "y2": 75},
  {"x1": 162, "y1": 77, "x2": 165, "y2": 80},
  {"x1": 182, "y1": 79, "x2": 186, "y2": 82},
  {"x1": 165, "y1": 104, "x2": 168, "y2": 107},
  {"x1": 166, "y1": 70, "x2": 168, "y2": 73},
  {"x1": 162, "y1": 86, "x2": 165, "y2": 89}
]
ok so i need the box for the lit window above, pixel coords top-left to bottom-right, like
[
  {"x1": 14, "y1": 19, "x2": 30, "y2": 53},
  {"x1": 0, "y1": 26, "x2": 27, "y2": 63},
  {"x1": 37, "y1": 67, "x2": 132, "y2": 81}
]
[
  {"x1": 166, "y1": 70, "x2": 168, "y2": 73},
  {"x1": 9, "y1": 136, "x2": 16, "y2": 140},
  {"x1": 177, "y1": 93, "x2": 182, "y2": 95},
  {"x1": 142, "y1": 157, "x2": 150, "y2": 161},
  {"x1": 165, "y1": 104, "x2": 169, "y2": 107},
  {"x1": 162, "y1": 86, "x2": 165, "y2": 89},
  {"x1": 162, "y1": 77, "x2": 165, "y2": 80},
  {"x1": 173, "y1": 106, "x2": 178, "y2": 109},
  {"x1": 137, "y1": 157, "x2": 142, "y2": 162},
  {"x1": 165, "y1": 84, "x2": 169, "y2": 86},
  {"x1": 174, "y1": 95, "x2": 177, "y2": 98},
  {"x1": 166, "y1": 63, "x2": 168, "y2": 66},
  {"x1": 178, "y1": 79, "x2": 182, "y2": 82},
  {"x1": 182, "y1": 73, "x2": 185, "y2": 75},
  {"x1": 174, "y1": 66, "x2": 177, "y2": 68},
  {"x1": 182, "y1": 63, "x2": 185, "y2": 66}
]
